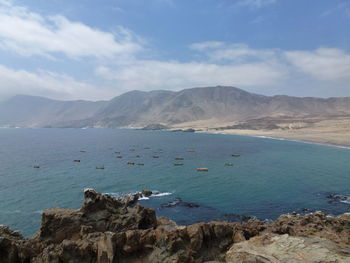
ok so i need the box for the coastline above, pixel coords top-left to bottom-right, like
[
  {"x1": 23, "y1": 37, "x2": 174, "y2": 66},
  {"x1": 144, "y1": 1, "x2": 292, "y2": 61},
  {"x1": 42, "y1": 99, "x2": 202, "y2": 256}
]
[
  {"x1": 169, "y1": 116, "x2": 350, "y2": 149},
  {"x1": 2, "y1": 189, "x2": 350, "y2": 262},
  {"x1": 205, "y1": 130, "x2": 350, "y2": 150}
]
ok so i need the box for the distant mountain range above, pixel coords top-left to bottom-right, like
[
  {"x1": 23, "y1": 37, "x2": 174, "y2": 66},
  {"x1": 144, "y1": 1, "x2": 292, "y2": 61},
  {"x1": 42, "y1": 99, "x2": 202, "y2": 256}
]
[{"x1": 1, "y1": 86, "x2": 350, "y2": 128}]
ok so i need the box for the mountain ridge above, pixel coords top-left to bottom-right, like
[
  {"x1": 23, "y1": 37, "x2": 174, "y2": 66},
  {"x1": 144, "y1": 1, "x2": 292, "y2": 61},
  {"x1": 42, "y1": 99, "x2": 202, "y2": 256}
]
[{"x1": 1, "y1": 86, "x2": 350, "y2": 128}]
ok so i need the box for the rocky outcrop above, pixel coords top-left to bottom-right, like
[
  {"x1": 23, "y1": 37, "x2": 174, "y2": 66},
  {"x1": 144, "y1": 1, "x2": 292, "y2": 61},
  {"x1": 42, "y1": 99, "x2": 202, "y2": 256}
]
[
  {"x1": 1, "y1": 190, "x2": 350, "y2": 263},
  {"x1": 226, "y1": 233, "x2": 350, "y2": 263}
]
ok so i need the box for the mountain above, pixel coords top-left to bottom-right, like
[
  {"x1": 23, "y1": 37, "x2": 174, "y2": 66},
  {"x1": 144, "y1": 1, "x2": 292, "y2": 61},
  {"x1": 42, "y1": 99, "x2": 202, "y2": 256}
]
[
  {"x1": 1, "y1": 86, "x2": 350, "y2": 128},
  {"x1": 0, "y1": 95, "x2": 107, "y2": 127}
]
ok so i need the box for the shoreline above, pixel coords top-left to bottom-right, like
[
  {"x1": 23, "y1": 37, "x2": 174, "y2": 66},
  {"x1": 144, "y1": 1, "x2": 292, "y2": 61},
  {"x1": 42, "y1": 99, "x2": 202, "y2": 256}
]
[
  {"x1": 2, "y1": 189, "x2": 350, "y2": 262},
  {"x1": 2, "y1": 126, "x2": 350, "y2": 150},
  {"x1": 204, "y1": 130, "x2": 350, "y2": 150}
]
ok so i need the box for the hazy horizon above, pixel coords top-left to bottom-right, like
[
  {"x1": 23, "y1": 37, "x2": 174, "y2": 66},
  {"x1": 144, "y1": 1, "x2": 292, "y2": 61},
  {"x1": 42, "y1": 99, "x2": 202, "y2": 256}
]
[{"x1": 3, "y1": 85, "x2": 350, "y2": 103}]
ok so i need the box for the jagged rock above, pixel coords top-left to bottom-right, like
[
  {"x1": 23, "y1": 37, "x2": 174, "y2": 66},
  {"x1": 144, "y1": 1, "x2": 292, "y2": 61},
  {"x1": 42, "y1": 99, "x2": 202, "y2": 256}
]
[
  {"x1": 38, "y1": 189, "x2": 156, "y2": 243},
  {"x1": 268, "y1": 211, "x2": 350, "y2": 248},
  {"x1": 1, "y1": 190, "x2": 350, "y2": 263}
]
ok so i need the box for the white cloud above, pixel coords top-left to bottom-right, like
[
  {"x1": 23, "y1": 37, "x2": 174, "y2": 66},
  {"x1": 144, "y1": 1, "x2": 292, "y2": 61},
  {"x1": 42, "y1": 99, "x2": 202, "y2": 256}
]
[
  {"x1": 0, "y1": 1, "x2": 349, "y2": 100},
  {"x1": 0, "y1": 64, "x2": 108, "y2": 101},
  {"x1": 95, "y1": 59, "x2": 286, "y2": 92},
  {"x1": 285, "y1": 48, "x2": 350, "y2": 81},
  {"x1": 95, "y1": 43, "x2": 350, "y2": 97},
  {"x1": 0, "y1": 3, "x2": 142, "y2": 59}
]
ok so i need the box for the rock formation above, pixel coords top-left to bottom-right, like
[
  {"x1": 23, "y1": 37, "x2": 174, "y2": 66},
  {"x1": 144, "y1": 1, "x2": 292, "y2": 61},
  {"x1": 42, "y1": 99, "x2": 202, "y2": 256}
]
[{"x1": 1, "y1": 189, "x2": 350, "y2": 263}]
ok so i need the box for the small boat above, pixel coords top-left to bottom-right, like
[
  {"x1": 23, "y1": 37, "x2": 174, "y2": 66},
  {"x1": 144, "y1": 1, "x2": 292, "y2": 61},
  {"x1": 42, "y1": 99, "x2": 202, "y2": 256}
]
[
  {"x1": 137, "y1": 163, "x2": 144, "y2": 166},
  {"x1": 187, "y1": 149, "x2": 196, "y2": 152},
  {"x1": 33, "y1": 165, "x2": 40, "y2": 168},
  {"x1": 96, "y1": 166, "x2": 105, "y2": 169},
  {"x1": 231, "y1": 154, "x2": 240, "y2": 157},
  {"x1": 153, "y1": 156, "x2": 159, "y2": 158},
  {"x1": 135, "y1": 155, "x2": 141, "y2": 158},
  {"x1": 196, "y1": 168, "x2": 208, "y2": 171},
  {"x1": 80, "y1": 150, "x2": 87, "y2": 153},
  {"x1": 224, "y1": 163, "x2": 234, "y2": 166},
  {"x1": 127, "y1": 162, "x2": 135, "y2": 165},
  {"x1": 115, "y1": 151, "x2": 121, "y2": 154},
  {"x1": 73, "y1": 160, "x2": 81, "y2": 162},
  {"x1": 116, "y1": 156, "x2": 123, "y2": 158},
  {"x1": 175, "y1": 157, "x2": 184, "y2": 160},
  {"x1": 174, "y1": 163, "x2": 184, "y2": 166}
]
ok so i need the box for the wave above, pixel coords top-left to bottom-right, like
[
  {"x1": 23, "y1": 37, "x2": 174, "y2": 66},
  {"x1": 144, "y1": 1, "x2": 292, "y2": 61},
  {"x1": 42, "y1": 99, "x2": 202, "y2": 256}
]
[
  {"x1": 326, "y1": 193, "x2": 350, "y2": 205},
  {"x1": 151, "y1": 192, "x2": 173, "y2": 197},
  {"x1": 205, "y1": 131, "x2": 350, "y2": 150},
  {"x1": 103, "y1": 191, "x2": 173, "y2": 201},
  {"x1": 248, "y1": 135, "x2": 350, "y2": 150},
  {"x1": 139, "y1": 191, "x2": 173, "y2": 201}
]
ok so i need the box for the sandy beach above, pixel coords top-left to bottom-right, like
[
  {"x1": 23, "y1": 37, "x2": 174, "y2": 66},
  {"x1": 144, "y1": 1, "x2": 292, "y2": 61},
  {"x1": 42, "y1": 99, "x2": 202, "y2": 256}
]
[{"x1": 171, "y1": 116, "x2": 350, "y2": 148}]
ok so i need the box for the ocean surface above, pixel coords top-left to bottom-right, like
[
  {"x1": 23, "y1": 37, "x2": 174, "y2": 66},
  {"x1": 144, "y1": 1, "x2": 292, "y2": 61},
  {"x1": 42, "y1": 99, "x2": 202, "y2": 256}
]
[{"x1": 0, "y1": 128, "x2": 350, "y2": 237}]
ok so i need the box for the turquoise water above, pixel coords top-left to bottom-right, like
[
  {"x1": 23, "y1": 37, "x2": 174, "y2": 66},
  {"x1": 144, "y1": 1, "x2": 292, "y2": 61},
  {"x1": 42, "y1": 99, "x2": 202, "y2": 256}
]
[{"x1": 0, "y1": 128, "x2": 350, "y2": 237}]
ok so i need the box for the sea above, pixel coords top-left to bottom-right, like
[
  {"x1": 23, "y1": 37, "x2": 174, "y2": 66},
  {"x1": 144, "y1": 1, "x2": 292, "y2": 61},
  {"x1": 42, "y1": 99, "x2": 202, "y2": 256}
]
[{"x1": 0, "y1": 128, "x2": 350, "y2": 237}]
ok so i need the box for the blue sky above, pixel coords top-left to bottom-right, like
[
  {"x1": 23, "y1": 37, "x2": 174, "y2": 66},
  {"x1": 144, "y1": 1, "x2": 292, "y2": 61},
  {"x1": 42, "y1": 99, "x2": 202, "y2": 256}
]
[{"x1": 0, "y1": 0, "x2": 349, "y2": 100}]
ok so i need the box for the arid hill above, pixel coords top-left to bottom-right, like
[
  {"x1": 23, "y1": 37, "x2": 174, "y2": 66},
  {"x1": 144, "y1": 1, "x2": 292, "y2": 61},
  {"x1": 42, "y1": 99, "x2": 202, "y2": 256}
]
[{"x1": 1, "y1": 86, "x2": 350, "y2": 128}]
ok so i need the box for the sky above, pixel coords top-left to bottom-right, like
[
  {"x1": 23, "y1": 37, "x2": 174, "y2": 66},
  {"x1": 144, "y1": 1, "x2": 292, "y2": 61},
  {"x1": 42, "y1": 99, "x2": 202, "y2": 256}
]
[{"x1": 0, "y1": 0, "x2": 349, "y2": 101}]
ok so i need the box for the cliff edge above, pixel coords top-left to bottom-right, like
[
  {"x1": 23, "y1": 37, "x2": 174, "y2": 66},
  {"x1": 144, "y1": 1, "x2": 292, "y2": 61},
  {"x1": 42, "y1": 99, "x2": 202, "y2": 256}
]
[{"x1": 1, "y1": 189, "x2": 350, "y2": 263}]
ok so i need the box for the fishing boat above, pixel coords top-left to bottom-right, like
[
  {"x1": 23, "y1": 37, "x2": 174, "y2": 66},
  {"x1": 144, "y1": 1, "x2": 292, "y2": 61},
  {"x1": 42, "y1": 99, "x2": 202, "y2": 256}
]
[
  {"x1": 127, "y1": 162, "x2": 135, "y2": 165},
  {"x1": 137, "y1": 163, "x2": 144, "y2": 166},
  {"x1": 96, "y1": 166, "x2": 105, "y2": 169},
  {"x1": 80, "y1": 150, "x2": 87, "y2": 153},
  {"x1": 116, "y1": 156, "x2": 123, "y2": 158},
  {"x1": 231, "y1": 154, "x2": 240, "y2": 157},
  {"x1": 196, "y1": 168, "x2": 208, "y2": 171},
  {"x1": 175, "y1": 157, "x2": 184, "y2": 160},
  {"x1": 187, "y1": 149, "x2": 196, "y2": 152},
  {"x1": 224, "y1": 163, "x2": 234, "y2": 166},
  {"x1": 174, "y1": 163, "x2": 184, "y2": 166},
  {"x1": 33, "y1": 165, "x2": 40, "y2": 168},
  {"x1": 153, "y1": 156, "x2": 159, "y2": 158},
  {"x1": 73, "y1": 160, "x2": 81, "y2": 162}
]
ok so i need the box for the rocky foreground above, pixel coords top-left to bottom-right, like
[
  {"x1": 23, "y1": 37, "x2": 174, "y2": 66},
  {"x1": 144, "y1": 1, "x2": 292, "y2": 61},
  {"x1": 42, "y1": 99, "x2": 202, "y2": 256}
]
[{"x1": 1, "y1": 189, "x2": 350, "y2": 263}]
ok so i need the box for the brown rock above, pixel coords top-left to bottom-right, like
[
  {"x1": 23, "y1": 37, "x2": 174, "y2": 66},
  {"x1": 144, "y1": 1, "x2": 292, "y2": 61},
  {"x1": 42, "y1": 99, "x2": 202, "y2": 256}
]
[
  {"x1": 225, "y1": 233, "x2": 350, "y2": 263},
  {"x1": 142, "y1": 189, "x2": 153, "y2": 197},
  {"x1": 2, "y1": 190, "x2": 350, "y2": 263}
]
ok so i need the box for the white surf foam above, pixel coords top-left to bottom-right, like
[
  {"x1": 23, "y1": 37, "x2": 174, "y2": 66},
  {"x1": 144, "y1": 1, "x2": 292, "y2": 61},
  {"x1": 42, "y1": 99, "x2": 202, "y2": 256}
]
[
  {"x1": 151, "y1": 192, "x2": 173, "y2": 197},
  {"x1": 138, "y1": 196, "x2": 150, "y2": 200}
]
